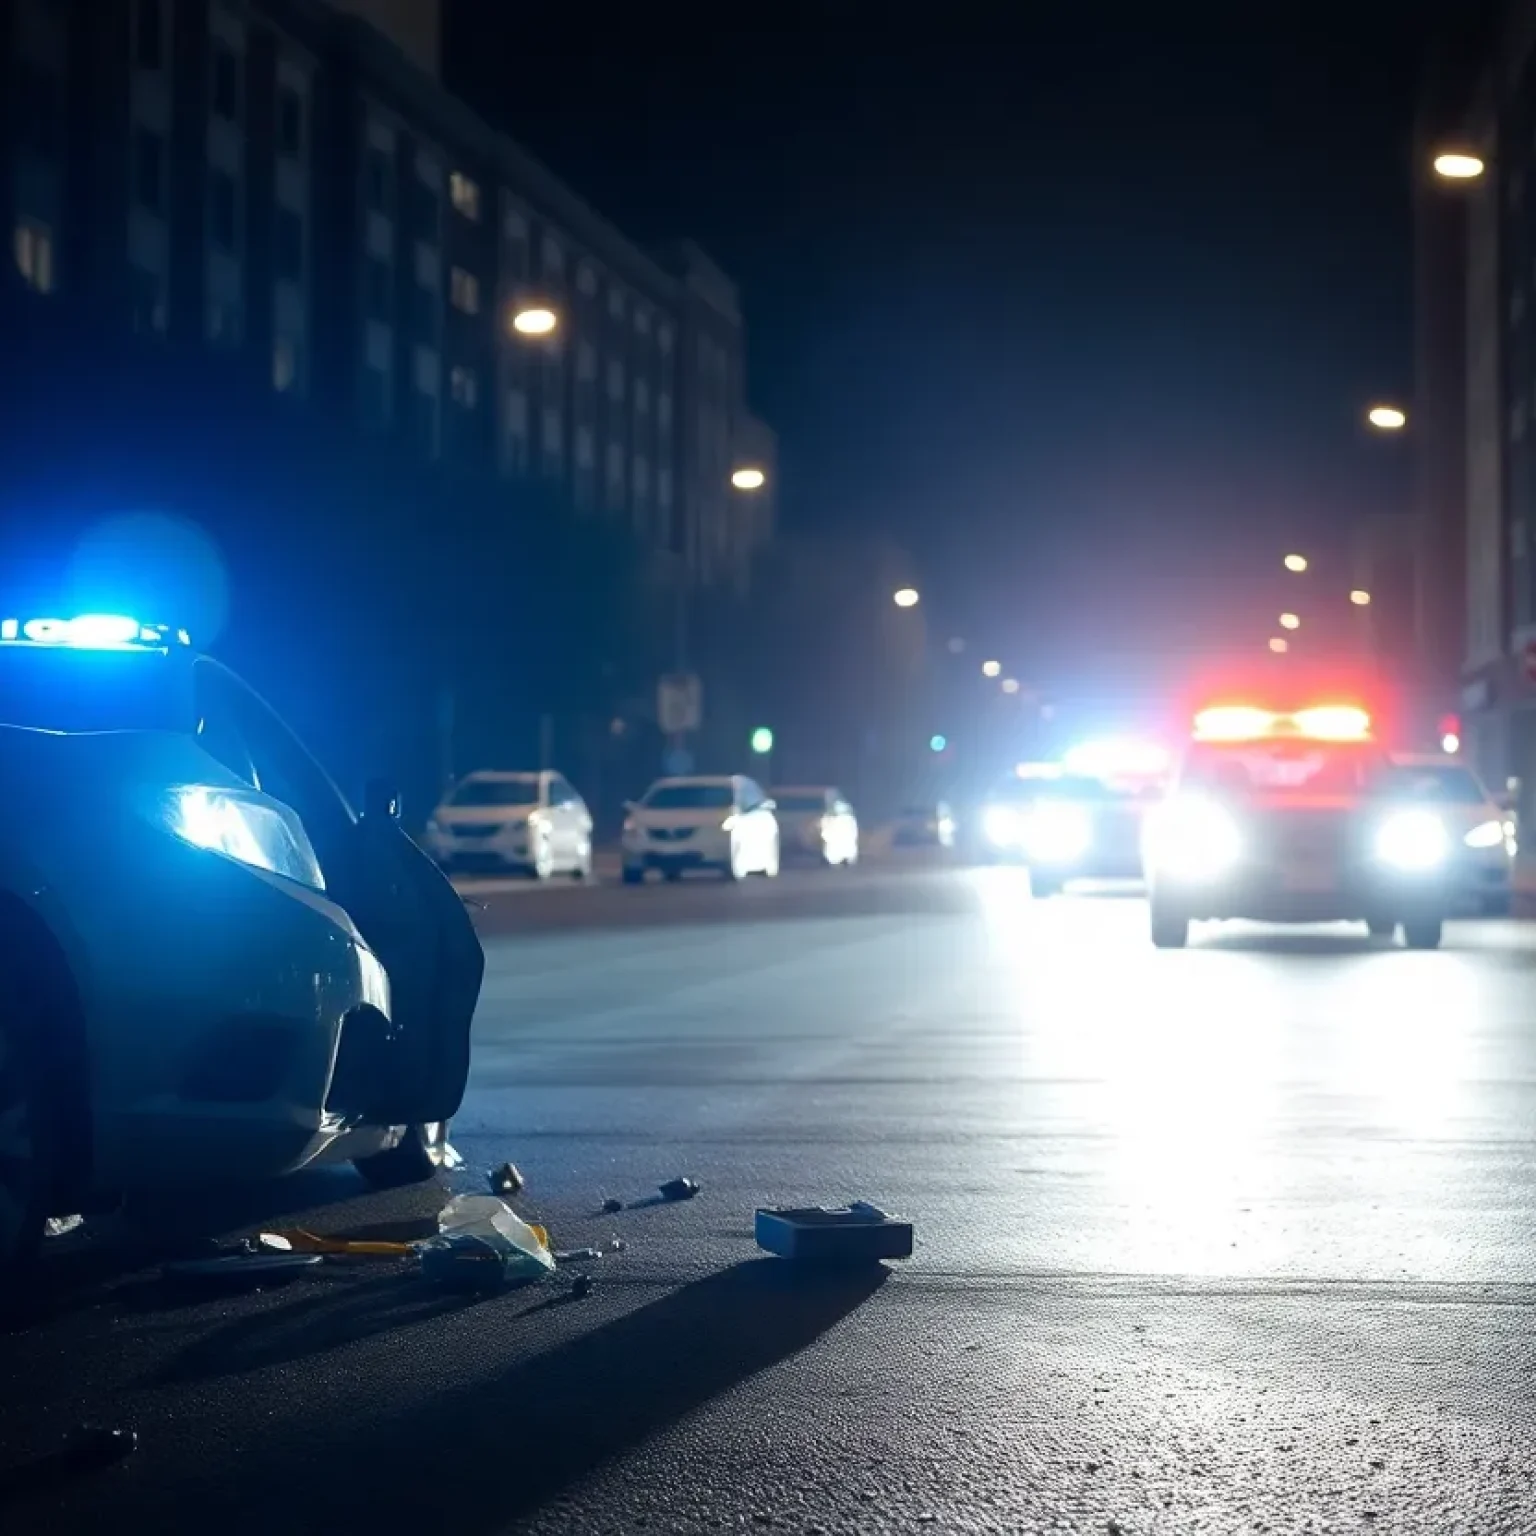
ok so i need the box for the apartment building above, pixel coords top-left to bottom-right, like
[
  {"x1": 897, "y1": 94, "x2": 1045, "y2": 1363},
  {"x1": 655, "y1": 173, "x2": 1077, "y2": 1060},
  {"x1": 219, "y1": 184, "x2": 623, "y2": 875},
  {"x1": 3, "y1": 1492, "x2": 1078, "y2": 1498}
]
[{"x1": 0, "y1": 0, "x2": 775, "y2": 592}]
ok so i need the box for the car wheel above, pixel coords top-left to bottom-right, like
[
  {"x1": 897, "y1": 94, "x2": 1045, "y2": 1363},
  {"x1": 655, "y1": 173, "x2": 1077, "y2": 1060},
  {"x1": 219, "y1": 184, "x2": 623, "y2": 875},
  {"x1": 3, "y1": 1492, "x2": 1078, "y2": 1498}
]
[
  {"x1": 1402, "y1": 916, "x2": 1443, "y2": 951},
  {"x1": 354, "y1": 1120, "x2": 452, "y2": 1189},
  {"x1": 622, "y1": 864, "x2": 644, "y2": 886},
  {"x1": 0, "y1": 1006, "x2": 54, "y2": 1285},
  {"x1": 1366, "y1": 917, "x2": 1396, "y2": 939},
  {"x1": 1150, "y1": 900, "x2": 1190, "y2": 949}
]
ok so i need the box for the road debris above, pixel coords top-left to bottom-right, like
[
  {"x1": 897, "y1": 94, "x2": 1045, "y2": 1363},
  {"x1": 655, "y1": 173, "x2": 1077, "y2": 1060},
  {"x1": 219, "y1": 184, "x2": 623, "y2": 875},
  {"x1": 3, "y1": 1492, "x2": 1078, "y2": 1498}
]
[
  {"x1": 418, "y1": 1194, "x2": 555, "y2": 1290},
  {"x1": 659, "y1": 1176, "x2": 700, "y2": 1202},
  {"x1": 569, "y1": 1273, "x2": 595, "y2": 1300},
  {"x1": 488, "y1": 1161, "x2": 525, "y2": 1197},
  {"x1": 260, "y1": 1229, "x2": 416, "y2": 1258},
  {"x1": 600, "y1": 1196, "x2": 624, "y2": 1214},
  {"x1": 161, "y1": 1252, "x2": 324, "y2": 1288},
  {"x1": 755, "y1": 1202, "x2": 914, "y2": 1263},
  {"x1": 553, "y1": 1247, "x2": 604, "y2": 1265},
  {"x1": 43, "y1": 1214, "x2": 85, "y2": 1240}
]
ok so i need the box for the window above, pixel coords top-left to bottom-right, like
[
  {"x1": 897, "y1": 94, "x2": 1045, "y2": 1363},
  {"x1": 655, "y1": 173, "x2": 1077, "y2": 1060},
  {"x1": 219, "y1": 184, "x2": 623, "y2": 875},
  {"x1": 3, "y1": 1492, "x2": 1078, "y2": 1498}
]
[
  {"x1": 658, "y1": 467, "x2": 673, "y2": 509},
  {"x1": 211, "y1": 44, "x2": 240, "y2": 122},
  {"x1": 449, "y1": 266, "x2": 480, "y2": 315},
  {"x1": 635, "y1": 307, "x2": 651, "y2": 337},
  {"x1": 413, "y1": 280, "x2": 437, "y2": 334},
  {"x1": 276, "y1": 85, "x2": 305, "y2": 159},
  {"x1": 575, "y1": 425, "x2": 595, "y2": 469},
  {"x1": 135, "y1": 128, "x2": 166, "y2": 214},
  {"x1": 362, "y1": 362, "x2": 391, "y2": 427},
  {"x1": 658, "y1": 323, "x2": 673, "y2": 356},
  {"x1": 364, "y1": 146, "x2": 392, "y2": 214},
  {"x1": 273, "y1": 335, "x2": 299, "y2": 393},
  {"x1": 364, "y1": 256, "x2": 391, "y2": 320},
  {"x1": 607, "y1": 358, "x2": 625, "y2": 402},
  {"x1": 541, "y1": 235, "x2": 564, "y2": 283},
  {"x1": 13, "y1": 221, "x2": 54, "y2": 295},
  {"x1": 450, "y1": 365, "x2": 478, "y2": 408},
  {"x1": 505, "y1": 388, "x2": 528, "y2": 436},
  {"x1": 274, "y1": 208, "x2": 303, "y2": 281},
  {"x1": 449, "y1": 171, "x2": 480, "y2": 221},
  {"x1": 414, "y1": 180, "x2": 440, "y2": 238},
  {"x1": 577, "y1": 342, "x2": 597, "y2": 383},
  {"x1": 633, "y1": 456, "x2": 650, "y2": 503},
  {"x1": 135, "y1": 0, "x2": 164, "y2": 72},
  {"x1": 208, "y1": 170, "x2": 238, "y2": 250}
]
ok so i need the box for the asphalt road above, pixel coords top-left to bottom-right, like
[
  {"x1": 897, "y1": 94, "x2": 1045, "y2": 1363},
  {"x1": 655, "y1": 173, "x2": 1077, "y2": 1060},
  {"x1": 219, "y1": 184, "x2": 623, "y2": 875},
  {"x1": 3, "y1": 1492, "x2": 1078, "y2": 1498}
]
[{"x1": 4, "y1": 861, "x2": 1535, "y2": 1533}]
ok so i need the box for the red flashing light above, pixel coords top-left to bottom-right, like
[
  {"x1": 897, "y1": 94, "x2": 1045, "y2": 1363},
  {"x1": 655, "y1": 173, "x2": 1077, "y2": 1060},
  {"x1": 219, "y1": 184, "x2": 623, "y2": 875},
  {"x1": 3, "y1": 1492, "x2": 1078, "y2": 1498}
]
[{"x1": 1193, "y1": 702, "x2": 1372, "y2": 743}]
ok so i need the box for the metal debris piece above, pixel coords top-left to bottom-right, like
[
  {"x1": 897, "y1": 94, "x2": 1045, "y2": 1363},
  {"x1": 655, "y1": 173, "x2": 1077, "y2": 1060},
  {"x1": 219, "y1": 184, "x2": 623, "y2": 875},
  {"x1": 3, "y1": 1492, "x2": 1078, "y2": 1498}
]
[
  {"x1": 554, "y1": 1247, "x2": 604, "y2": 1265},
  {"x1": 489, "y1": 1161, "x2": 525, "y2": 1197},
  {"x1": 755, "y1": 1204, "x2": 914, "y2": 1263},
  {"x1": 43, "y1": 1214, "x2": 85, "y2": 1240},
  {"x1": 606, "y1": 1235, "x2": 627, "y2": 1253}
]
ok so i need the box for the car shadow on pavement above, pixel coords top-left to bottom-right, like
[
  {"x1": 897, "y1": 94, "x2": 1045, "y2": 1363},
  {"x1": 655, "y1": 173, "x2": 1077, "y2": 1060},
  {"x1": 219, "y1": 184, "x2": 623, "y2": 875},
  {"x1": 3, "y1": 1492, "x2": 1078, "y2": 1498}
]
[{"x1": 165, "y1": 1257, "x2": 887, "y2": 1531}]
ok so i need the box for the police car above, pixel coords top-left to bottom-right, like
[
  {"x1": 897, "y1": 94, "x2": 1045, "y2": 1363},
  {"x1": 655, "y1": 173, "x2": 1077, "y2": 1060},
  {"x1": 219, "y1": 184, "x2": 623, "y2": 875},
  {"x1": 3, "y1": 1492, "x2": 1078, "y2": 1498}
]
[
  {"x1": 980, "y1": 743, "x2": 1168, "y2": 895},
  {"x1": 1144, "y1": 704, "x2": 1452, "y2": 949},
  {"x1": 0, "y1": 613, "x2": 484, "y2": 1277}
]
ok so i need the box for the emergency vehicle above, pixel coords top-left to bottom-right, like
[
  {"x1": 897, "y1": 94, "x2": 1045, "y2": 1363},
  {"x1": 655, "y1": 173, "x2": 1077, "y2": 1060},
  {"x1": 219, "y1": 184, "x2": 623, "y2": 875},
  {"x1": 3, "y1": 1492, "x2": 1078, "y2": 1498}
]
[{"x1": 1144, "y1": 703, "x2": 1451, "y2": 949}]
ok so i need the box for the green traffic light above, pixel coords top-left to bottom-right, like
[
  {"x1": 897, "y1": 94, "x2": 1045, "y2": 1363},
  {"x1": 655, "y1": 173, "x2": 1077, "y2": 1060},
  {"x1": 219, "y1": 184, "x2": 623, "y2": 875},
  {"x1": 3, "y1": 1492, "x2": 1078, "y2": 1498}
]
[
  {"x1": 929, "y1": 734, "x2": 947, "y2": 752},
  {"x1": 750, "y1": 727, "x2": 774, "y2": 755}
]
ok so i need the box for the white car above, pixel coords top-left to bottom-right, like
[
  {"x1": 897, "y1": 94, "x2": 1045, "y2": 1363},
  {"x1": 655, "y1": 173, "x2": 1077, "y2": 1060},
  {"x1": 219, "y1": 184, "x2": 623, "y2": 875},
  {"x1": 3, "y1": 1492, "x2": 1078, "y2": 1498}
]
[
  {"x1": 1386, "y1": 752, "x2": 1515, "y2": 914},
  {"x1": 622, "y1": 774, "x2": 779, "y2": 883},
  {"x1": 770, "y1": 785, "x2": 859, "y2": 866},
  {"x1": 0, "y1": 612, "x2": 484, "y2": 1278},
  {"x1": 424, "y1": 769, "x2": 593, "y2": 880}
]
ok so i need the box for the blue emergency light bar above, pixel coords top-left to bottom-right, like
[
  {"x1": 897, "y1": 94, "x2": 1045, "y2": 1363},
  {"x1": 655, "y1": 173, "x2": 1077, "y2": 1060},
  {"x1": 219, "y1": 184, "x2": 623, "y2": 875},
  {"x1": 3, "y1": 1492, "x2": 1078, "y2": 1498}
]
[{"x1": 0, "y1": 615, "x2": 191, "y2": 652}]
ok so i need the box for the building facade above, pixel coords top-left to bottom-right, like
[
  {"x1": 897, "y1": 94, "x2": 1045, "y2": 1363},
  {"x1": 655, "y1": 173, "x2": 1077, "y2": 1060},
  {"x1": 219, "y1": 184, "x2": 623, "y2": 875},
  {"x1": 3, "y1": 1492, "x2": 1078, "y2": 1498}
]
[{"x1": 1, "y1": 0, "x2": 774, "y2": 593}]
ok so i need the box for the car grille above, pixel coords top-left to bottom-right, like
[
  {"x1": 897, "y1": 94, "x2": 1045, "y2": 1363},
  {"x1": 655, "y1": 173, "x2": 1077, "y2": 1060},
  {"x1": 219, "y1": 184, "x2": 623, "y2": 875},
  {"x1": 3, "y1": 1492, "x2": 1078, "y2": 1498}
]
[
  {"x1": 1245, "y1": 808, "x2": 1356, "y2": 866},
  {"x1": 649, "y1": 827, "x2": 695, "y2": 842},
  {"x1": 448, "y1": 823, "x2": 502, "y2": 839}
]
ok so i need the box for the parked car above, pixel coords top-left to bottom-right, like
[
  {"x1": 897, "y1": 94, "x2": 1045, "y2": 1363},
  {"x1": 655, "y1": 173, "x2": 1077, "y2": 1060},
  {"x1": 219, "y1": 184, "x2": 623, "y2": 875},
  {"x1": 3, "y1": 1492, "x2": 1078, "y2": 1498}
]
[
  {"x1": 0, "y1": 611, "x2": 484, "y2": 1279},
  {"x1": 892, "y1": 800, "x2": 956, "y2": 848},
  {"x1": 1384, "y1": 752, "x2": 1515, "y2": 915},
  {"x1": 423, "y1": 769, "x2": 593, "y2": 879},
  {"x1": 621, "y1": 774, "x2": 779, "y2": 883},
  {"x1": 770, "y1": 785, "x2": 859, "y2": 866}
]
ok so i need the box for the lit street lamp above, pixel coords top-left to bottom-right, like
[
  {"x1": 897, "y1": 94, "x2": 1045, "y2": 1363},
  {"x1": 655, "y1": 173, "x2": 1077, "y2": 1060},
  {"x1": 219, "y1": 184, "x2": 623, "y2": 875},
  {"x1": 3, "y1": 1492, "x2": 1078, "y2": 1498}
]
[
  {"x1": 1279, "y1": 612, "x2": 1300, "y2": 630},
  {"x1": 1268, "y1": 637, "x2": 1290, "y2": 654},
  {"x1": 731, "y1": 466, "x2": 766, "y2": 491},
  {"x1": 510, "y1": 305, "x2": 558, "y2": 337},
  {"x1": 892, "y1": 587, "x2": 920, "y2": 608},
  {"x1": 1433, "y1": 151, "x2": 1486, "y2": 181},
  {"x1": 981, "y1": 659, "x2": 1001, "y2": 678},
  {"x1": 1350, "y1": 589, "x2": 1372, "y2": 606},
  {"x1": 1284, "y1": 553, "x2": 1308, "y2": 573},
  {"x1": 1367, "y1": 404, "x2": 1407, "y2": 431},
  {"x1": 1000, "y1": 677, "x2": 1021, "y2": 695}
]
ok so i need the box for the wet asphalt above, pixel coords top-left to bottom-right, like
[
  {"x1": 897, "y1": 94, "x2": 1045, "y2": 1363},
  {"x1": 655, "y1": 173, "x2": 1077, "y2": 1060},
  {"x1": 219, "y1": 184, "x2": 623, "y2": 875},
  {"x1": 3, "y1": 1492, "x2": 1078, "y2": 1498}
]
[{"x1": 2, "y1": 859, "x2": 1534, "y2": 1534}]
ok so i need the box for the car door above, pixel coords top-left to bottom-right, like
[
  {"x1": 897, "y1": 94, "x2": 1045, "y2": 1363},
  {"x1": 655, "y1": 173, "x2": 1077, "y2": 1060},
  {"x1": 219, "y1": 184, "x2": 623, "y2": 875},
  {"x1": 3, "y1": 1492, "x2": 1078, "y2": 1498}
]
[{"x1": 192, "y1": 658, "x2": 484, "y2": 1127}]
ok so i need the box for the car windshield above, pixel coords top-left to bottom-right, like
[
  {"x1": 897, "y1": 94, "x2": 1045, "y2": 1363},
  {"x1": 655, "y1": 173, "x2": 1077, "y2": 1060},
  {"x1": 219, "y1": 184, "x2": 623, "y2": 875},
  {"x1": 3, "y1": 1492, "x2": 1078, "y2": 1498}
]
[
  {"x1": 1182, "y1": 739, "x2": 1385, "y2": 796},
  {"x1": 774, "y1": 792, "x2": 828, "y2": 812},
  {"x1": 1378, "y1": 764, "x2": 1489, "y2": 804},
  {"x1": 644, "y1": 783, "x2": 735, "y2": 810},
  {"x1": 0, "y1": 646, "x2": 190, "y2": 734},
  {"x1": 448, "y1": 776, "x2": 540, "y2": 807}
]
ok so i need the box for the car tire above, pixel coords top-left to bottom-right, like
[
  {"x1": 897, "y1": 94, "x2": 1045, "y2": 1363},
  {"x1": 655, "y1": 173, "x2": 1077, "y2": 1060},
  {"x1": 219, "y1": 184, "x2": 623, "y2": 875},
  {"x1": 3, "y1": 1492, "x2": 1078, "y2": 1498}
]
[
  {"x1": 354, "y1": 1121, "x2": 452, "y2": 1189},
  {"x1": 0, "y1": 1003, "x2": 57, "y2": 1288},
  {"x1": 1150, "y1": 900, "x2": 1190, "y2": 949},
  {"x1": 1366, "y1": 917, "x2": 1396, "y2": 939},
  {"x1": 621, "y1": 865, "x2": 644, "y2": 886},
  {"x1": 1402, "y1": 916, "x2": 1444, "y2": 951}
]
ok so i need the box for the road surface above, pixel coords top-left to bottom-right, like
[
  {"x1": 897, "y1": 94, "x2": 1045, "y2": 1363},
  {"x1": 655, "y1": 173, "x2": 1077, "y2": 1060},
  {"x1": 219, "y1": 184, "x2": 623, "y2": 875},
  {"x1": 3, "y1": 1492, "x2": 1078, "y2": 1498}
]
[{"x1": 3, "y1": 862, "x2": 1534, "y2": 1533}]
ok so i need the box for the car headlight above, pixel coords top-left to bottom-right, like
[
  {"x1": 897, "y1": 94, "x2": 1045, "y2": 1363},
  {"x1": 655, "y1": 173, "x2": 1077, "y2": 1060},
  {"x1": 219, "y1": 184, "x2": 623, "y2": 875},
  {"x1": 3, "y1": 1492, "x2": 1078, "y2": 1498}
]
[
  {"x1": 983, "y1": 804, "x2": 1021, "y2": 847},
  {"x1": 167, "y1": 786, "x2": 326, "y2": 890},
  {"x1": 1022, "y1": 804, "x2": 1092, "y2": 864},
  {"x1": 1465, "y1": 818, "x2": 1505, "y2": 850},
  {"x1": 1376, "y1": 809, "x2": 1448, "y2": 871},
  {"x1": 1147, "y1": 796, "x2": 1242, "y2": 880}
]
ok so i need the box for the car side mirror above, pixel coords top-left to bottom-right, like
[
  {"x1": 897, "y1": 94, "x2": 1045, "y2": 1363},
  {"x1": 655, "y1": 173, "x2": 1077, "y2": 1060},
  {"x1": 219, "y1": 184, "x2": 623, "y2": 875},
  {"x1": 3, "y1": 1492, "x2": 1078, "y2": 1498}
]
[{"x1": 364, "y1": 776, "x2": 402, "y2": 822}]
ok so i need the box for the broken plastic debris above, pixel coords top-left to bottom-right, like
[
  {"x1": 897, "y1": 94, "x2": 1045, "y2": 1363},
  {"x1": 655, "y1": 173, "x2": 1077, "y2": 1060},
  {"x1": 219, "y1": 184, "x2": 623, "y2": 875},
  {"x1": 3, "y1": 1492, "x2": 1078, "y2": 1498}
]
[
  {"x1": 755, "y1": 1203, "x2": 914, "y2": 1263},
  {"x1": 262, "y1": 1228, "x2": 415, "y2": 1258},
  {"x1": 43, "y1": 1214, "x2": 85, "y2": 1240},
  {"x1": 419, "y1": 1234, "x2": 511, "y2": 1291},
  {"x1": 659, "y1": 1176, "x2": 700, "y2": 1202},
  {"x1": 489, "y1": 1161, "x2": 525, "y2": 1197},
  {"x1": 554, "y1": 1247, "x2": 604, "y2": 1265},
  {"x1": 420, "y1": 1194, "x2": 555, "y2": 1288},
  {"x1": 606, "y1": 1235, "x2": 627, "y2": 1253}
]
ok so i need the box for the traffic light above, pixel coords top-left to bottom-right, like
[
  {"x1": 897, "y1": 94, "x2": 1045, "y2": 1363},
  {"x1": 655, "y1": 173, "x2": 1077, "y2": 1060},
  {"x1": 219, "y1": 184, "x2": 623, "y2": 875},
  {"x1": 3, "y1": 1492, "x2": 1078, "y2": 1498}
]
[
  {"x1": 750, "y1": 726, "x2": 774, "y2": 755},
  {"x1": 929, "y1": 734, "x2": 947, "y2": 753}
]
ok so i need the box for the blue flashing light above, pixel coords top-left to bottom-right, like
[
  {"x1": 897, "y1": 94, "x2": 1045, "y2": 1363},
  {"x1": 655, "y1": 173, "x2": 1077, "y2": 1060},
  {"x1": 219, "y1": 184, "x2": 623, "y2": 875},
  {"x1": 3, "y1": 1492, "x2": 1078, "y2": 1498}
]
[{"x1": 0, "y1": 614, "x2": 190, "y2": 652}]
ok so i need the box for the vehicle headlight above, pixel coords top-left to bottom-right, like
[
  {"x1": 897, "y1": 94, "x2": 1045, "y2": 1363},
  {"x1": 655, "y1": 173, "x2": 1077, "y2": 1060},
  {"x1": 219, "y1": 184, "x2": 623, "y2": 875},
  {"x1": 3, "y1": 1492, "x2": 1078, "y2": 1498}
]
[
  {"x1": 1147, "y1": 797, "x2": 1242, "y2": 880},
  {"x1": 1465, "y1": 818, "x2": 1505, "y2": 849},
  {"x1": 1376, "y1": 809, "x2": 1448, "y2": 870},
  {"x1": 1022, "y1": 804, "x2": 1092, "y2": 864},
  {"x1": 983, "y1": 804, "x2": 1021, "y2": 847},
  {"x1": 167, "y1": 787, "x2": 326, "y2": 890}
]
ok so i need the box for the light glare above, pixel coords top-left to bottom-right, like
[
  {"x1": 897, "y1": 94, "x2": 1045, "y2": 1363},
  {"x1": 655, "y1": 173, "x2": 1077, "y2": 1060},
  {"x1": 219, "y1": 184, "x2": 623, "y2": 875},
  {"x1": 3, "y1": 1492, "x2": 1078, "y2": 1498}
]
[
  {"x1": 511, "y1": 306, "x2": 558, "y2": 336},
  {"x1": 1433, "y1": 152, "x2": 1485, "y2": 181},
  {"x1": 893, "y1": 587, "x2": 920, "y2": 608},
  {"x1": 731, "y1": 466, "x2": 766, "y2": 490},
  {"x1": 1367, "y1": 405, "x2": 1408, "y2": 431}
]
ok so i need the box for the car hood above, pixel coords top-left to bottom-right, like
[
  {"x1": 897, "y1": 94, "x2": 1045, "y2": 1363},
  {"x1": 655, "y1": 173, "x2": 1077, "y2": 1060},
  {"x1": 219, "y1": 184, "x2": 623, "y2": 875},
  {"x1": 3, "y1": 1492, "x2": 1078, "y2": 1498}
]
[
  {"x1": 434, "y1": 805, "x2": 533, "y2": 826},
  {"x1": 631, "y1": 807, "x2": 730, "y2": 829}
]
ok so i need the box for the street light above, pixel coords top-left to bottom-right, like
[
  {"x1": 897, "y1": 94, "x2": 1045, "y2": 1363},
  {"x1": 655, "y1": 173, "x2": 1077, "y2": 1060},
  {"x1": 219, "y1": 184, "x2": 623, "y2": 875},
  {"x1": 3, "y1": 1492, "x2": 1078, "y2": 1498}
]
[
  {"x1": 1367, "y1": 404, "x2": 1408, "y2": 431},
  {"x1": 1279, "y1": 612, "x2": 1300, "y2": 630},
  {"x1": 510, "y1": 305, "x2": 558, "y2": 337},
  {"x1": 750, "y1": 726, "x2": 774, "y2": 755},
  {"x1": 1284, "y1": 553, "x2": 1308, "y2": 573},
  {"x1": 1350, "y1": 589, "x2": 1372, "y2": 606},
  {"x1": 731, "y1": 466, "x2": 766, "y2": 491},
  {"x1": 1268, "y1": 637, "x2": 1290, "y2": 654},
  {"x1": 1433, "y1": 151, "x2": 1486, "y2": 181},
  {"x1": 1000, "y1": 677, "x2": 1021, "y2": 695},
  {"x1": 981, "y1": 659, "x2": 1001, "y2": 678},
  {"x1": 892, "y1": 587, "x2": 920, "y2": 608}
]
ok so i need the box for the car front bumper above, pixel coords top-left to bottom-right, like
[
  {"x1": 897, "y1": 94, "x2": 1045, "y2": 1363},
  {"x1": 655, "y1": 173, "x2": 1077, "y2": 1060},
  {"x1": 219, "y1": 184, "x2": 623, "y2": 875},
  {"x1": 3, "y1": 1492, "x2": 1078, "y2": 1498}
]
[
  {"x1": 1151, "y1": 863, "x2": 1449, "y2": 923},
  {"x1": 623, "y1": 831, "x2": 731, "y2": 871},
  {"x1": 425, "y1": 828, "x2": 531, "y2": 868}
]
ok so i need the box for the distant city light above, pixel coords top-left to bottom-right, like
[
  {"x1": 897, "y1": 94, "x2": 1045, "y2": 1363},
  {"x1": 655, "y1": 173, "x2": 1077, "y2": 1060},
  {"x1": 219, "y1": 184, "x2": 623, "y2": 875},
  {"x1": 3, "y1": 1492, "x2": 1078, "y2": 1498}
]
[
  {"x1": 1367, "y1": 404, "x2": 1407, "y2": 431},
  {"x1": 1279, "y1": 612, "x2": 1300, "y2": 630},
  {"x1": 1268, "y1": 637, "x2": 1290, "y2": 654},
  {"x1": 982, "y1": 659, "x2": 1001, "y2": 677},
  {"x1": 511, "y1": 306, "x2": 558, "y2": 336},
  {"x1": 893, "y1": 587, "x2": 920, "y2": 608},
  {"x1": 1433, "y1": 152, "x2": 1485, "y2": 181},
  {"x1": 750, "y1": 726, "x2": 774, "y2": 755},
  {"x1": 731, "y1": 466, "x2": 766, "y2": 491},
  {"x1": 1350, "y1": 589, "x2": 1372, "y2": 606},
  {"x1": 1284, "y1": 553, "x2": 1308, "y2": 573},
  {"x1": 929, "y1": 734, "x2": 947, "y2": 753},
  {"x1": 1000, "y1": 677, "x2": 1021, "y2": 694}
]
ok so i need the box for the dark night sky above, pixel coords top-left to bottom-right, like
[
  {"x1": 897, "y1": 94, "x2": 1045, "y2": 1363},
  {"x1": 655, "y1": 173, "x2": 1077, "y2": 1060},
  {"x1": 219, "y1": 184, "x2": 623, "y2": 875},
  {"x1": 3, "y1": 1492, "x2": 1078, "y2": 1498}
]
[{"x1": 446, "y1": 5, "x2": 1461, "y2": 704}]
